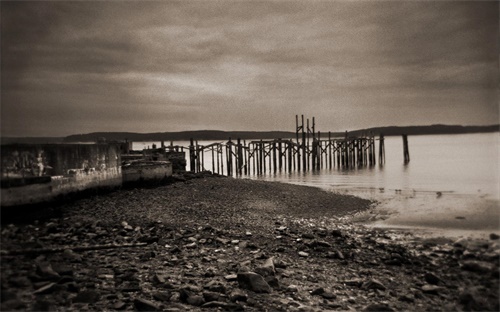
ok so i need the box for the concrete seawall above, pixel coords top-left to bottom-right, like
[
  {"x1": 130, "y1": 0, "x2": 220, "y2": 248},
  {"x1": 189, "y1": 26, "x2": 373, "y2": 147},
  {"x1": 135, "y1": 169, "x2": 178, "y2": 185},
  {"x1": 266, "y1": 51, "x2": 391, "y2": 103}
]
[{"x1": 1, "y1": 143, "x2": 172, "y2": 207}]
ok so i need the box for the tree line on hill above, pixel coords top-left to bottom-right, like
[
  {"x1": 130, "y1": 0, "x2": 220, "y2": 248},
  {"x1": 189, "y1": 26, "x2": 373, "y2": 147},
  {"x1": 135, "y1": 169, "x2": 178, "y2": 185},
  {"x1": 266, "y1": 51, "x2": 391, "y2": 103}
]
[{"x1": 2, "y1": 124, "x2": 498, "y2": 144}]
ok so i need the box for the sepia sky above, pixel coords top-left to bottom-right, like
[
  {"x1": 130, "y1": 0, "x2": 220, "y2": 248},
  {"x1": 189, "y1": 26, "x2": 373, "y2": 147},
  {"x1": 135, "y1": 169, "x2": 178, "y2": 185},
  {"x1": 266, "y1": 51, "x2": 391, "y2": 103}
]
[{"x1": 1, "y1": 1, "x2": 498, "y2": 137}]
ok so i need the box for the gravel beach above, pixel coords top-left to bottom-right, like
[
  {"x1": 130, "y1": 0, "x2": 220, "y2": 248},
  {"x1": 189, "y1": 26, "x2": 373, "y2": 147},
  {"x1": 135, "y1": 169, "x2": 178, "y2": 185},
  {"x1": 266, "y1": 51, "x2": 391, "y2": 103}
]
[{"x1": 1, "y1": 173, "x2": 499, "y2": 311}]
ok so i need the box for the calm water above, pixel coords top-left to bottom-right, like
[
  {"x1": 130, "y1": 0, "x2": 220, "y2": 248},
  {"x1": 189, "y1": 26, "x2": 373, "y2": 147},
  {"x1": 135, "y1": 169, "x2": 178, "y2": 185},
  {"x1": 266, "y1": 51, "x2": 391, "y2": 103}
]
[{"x1": 133, "y1": 133, "x2": 500, "y2": 237}]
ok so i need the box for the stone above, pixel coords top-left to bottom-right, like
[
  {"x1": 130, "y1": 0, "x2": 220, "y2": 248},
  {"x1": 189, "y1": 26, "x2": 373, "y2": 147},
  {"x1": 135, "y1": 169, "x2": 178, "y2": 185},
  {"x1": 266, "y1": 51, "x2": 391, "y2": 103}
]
[
  {"x1": 286, "y1": 285, "x2": 299, "y2": 293},
  {"x1": 230, "y1": 289, "x2": 248, "y2": 302},
  {"x1": 489, "y1": 233, "x2": 499, "y2": 240},
  {"x1": 302, "y1": 233, "x2": 315, "y2": 239},
  {"x1": 321, "y1": 292, "x2": 336, "y2": 300},
  {"x1": 265, "y1": 276, "x2": 280, "y2": 289},
  {"x1": 153, "y1": 291, "x2": 171, "y2": 302},
  {"x1": 73, "y1": 290, "x2": 100, "y2": 303},
  {"x1": 33, "y1": 282, "x2": 57, "y2": 295},
  {"x1": 187, "y1": 295, "x2": 205, "y2": 306},
  {"x1": 298, "y1": 251, "x2": 309, "y2": 257},
  {"x1": 331, "y1": 229, "x2": 344, "y2": 237},
  {"x1": 203, "y1": 291, "x2": 221, "y2": 302},
  {"x1": 237, "y1": 272, "x2": 272, "y2": 293},
  {"x1": 362, "y1": 279, "x2": 386, "y2": 291},
  {"x1": 134, "y1": 298, "x2": 161, "y2": 311},
  {"x1": 201, "y1": 301, "x2": 244, "y2": 311},
  {"x1": 224, "y1": 274, "x2": 238, "y2": 281},
  {"x1": 424, "y1": 272, "x2": 440, "y2": 285},
  {"x1": 421, "y1": 284, "x2": 443, "y2": 295},
  {"x1": 461, "y1": 260, "x2": 495, "y2": 273},
  {"x1": 311, "y1": 287, "x2": 325, "y2": 296},
  {"x1": 36, "y1": 262, "x2": 60, "y2": 280},
  {"x1": 363, "y1": 303, "x2": 395, "y2": 311},
  {"x1": 113, "y1": 301, "x2": 127, "y2": 310},
  {"x1": 315, "y1": 240, "x2": 332, "y2": 248}
]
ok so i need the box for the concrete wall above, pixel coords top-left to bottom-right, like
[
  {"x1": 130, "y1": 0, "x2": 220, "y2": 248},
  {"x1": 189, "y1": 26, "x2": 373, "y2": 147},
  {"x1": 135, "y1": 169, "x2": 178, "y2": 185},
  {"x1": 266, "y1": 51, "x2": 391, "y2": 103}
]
[
  {"x1": 1, "y1": 143, "x2": 122, "y2": 207},
  {"x1": 1, "y1": 143, "x2": 120, "y2": 178}
]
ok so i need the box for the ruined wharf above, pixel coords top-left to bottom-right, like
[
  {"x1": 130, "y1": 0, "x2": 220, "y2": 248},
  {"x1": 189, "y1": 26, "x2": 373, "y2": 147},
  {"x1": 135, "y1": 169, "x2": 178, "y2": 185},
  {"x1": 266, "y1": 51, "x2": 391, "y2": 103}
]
[{"x1": 186, "y1": 115, "x2": 404, "y2": 176}]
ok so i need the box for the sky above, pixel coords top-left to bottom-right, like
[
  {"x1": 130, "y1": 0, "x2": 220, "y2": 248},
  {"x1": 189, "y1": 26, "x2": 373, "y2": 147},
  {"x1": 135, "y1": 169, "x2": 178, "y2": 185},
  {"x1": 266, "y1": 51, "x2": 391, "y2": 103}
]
[{"x1": 1, "y1": 1, "x2": 498, "y2": 137}]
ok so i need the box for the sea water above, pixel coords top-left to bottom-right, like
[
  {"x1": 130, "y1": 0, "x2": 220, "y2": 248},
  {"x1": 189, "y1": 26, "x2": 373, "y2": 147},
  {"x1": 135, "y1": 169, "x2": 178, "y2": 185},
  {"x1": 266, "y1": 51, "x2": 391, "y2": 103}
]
[{"x1": 133, "y1": 133, "x2": 500, "y2": 238}]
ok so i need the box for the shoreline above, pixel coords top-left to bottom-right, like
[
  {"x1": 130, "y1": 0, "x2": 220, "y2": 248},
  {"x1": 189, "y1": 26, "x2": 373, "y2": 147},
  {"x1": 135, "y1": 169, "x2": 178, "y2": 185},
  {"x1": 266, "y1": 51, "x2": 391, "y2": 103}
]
[{"x1": 1, "y1": 174, "x2": 498, "y2": 311}]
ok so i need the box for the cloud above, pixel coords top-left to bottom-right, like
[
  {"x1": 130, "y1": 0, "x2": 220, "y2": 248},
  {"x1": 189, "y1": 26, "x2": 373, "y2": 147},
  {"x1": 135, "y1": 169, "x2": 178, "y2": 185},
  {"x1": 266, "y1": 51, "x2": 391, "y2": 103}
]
[{"x1": 1, "y1": 1, "x2": 497, "y2": 136}]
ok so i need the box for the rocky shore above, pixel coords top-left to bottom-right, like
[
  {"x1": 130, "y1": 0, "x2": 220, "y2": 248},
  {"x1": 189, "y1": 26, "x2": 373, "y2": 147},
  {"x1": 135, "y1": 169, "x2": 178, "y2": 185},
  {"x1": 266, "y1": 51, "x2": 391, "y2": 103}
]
[{"x1": 1, "y1": 173, "x2": 499, "y2": 311}]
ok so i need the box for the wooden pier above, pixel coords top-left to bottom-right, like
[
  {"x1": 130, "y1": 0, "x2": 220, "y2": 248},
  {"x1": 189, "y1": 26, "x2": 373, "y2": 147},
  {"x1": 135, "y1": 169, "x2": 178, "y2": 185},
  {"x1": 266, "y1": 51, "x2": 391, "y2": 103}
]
[{"x1": 187, "y1": 115, "x2": 395, "y2": 176}]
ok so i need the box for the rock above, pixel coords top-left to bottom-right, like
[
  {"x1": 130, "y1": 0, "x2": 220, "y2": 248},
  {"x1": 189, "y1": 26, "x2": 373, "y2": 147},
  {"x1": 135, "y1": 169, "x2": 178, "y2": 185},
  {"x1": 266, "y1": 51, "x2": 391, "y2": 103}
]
[
  {"x1": 314, "y1": 240, "x2": 332, "y2": 248},
  {"x1": 362, "y1": 279, "x2": 386, "y2": 291},
  {"x1": 113, "y1": 301, "x2": 127, "y2": 310},
  {"x1": 421, "y1": 284, "x2": 443, "y2": 295},
  {"x1": 33, "y1": 282, "x2": 57, "y2": 295},
  {"x1": 203, "y1": 291, "x2": 221, "y2": 302},
  {"x1": 134, "y1": 298, "x2": 161, "y2": 311},
  {"x1": 461, "y1": 260, "x2": 495, "y2": 273},
  {"x1": 265, "y1": 276, "x2": 280, "y2": 289},
  {"x1": 424, "y1": 272, "x2": 440, "y2": 285},
  {"x1": 36, "y1": 262, "x2": 60, "y2": 280},
  {"x1": 229, "y1": 289, "x2": 248, "y2": 302},
  {"x1": 237, "y1": 272, "x2": 272, "y2": 293},
  {"x1": 204, "y1": 281, "x2": 227, "y2": 293},
  {"x1": 363, "y1": 303, "x2": 395, "y2": 311},
  {"x1": 179, "y1": 288, "x2": 205, "y2": 306},
  {"x1": 73, "y1": 290, "x2": 100, "y2": 303},
  {"x1": 298, "y1": 251, "x2": 309, "y2": 257},
  {"x1": 399, "y1": 294, "x2": 415, "y2": 303},
  {"x1": 187, "y1": 295, "x2": 205, "y2": 306},
  {"x1": 331, "y1": 229, "x2": 343, "y2": 237},
  {"x1": 224, "y1": 274, "x2": 238, "y2": 281},
  {"x1": 153, "y1": 291, "x2": 172, "y2": 302},
  {"x1": 302, "y1": 233, "x2": 315, "y2": 239},
  {"x1": 255, "y1": 257, "x2": 275, "y2": 277},
  {"x1": 311, "y1": 287, "x2": 325, "y2": 296},
  {"x1": 286, "y1": 285, "x2": 299, "y2": 293},
  {"x1": 201, "y1": 301, "x2": 244, "y2": 311},
  {"x1": 489, "y1": 233, "x2": 499, "y2": 240},
  {"x1": 321, "y1": 292, "x2": 336, "y2": 300}
]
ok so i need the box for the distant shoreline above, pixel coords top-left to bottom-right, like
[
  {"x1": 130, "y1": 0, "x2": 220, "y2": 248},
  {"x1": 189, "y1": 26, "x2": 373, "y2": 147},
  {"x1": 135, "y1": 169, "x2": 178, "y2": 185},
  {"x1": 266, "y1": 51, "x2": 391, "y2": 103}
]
[{"x1": 2, "y1": 124, "x2": 498, "y2": 144}]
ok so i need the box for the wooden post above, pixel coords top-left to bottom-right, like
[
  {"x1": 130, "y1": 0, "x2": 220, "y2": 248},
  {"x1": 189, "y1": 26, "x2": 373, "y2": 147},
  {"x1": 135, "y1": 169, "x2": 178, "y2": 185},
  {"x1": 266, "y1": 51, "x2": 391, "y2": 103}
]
[
  {"x1": 252, "y1": 143, "x2": 256, "y2": 175},
  {"x1": 259, "y1": 140, "x2": 264, "y2": 175},
  {"x1": 379, "y1": 134, "x2": 385, "y2": 165},
  {"x1": 287, "y1": 142, "x2": 292, "y2": 172},
  {"x1": 200, "y1": 144, "x2": 204, "y2": 171},
  {"x1": 227, "y1": 138, "x2": 233, "y2": 176},
  {"x1": 196, "y1": 140, "x2": 200, "y2": 172},
  {"x1": 328, "y1": 132, "x2": 332, "y2": 169},
  {"x1": 216, "y1": 144, "x2": 220, "y2": 174},
  {"x1": 302, "y1": 116, "x2": 306, "y2": 171},
  {"x1": 243, "y1": 140, "x2": 248, "y2": 175},
  {"x1": 304, "y1": 118, "x2": 311, "y2": 170},
  {"x1": 189, "y1": 138, "x2": 195, "y2": 172},
  {"x1": 403, "y1": 134, "x2": 410, "y2": 164},
  {"x1": 278, "y1": 139, "x2": 283, "y2": 172}
]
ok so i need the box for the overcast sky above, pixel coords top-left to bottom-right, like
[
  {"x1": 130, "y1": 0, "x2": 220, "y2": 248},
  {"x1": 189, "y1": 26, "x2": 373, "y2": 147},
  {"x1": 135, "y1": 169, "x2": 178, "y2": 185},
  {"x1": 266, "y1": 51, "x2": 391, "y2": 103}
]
[{"x1": 1, "y1": 1, "x2": 498, "y2": 137}]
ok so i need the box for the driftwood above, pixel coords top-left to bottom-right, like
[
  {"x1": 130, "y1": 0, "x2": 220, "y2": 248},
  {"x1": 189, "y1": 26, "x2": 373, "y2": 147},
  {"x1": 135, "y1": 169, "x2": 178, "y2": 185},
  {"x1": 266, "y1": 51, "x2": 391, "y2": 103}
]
[{"x1": 0, "y1": 242, "x2": 149, "y2": 256}]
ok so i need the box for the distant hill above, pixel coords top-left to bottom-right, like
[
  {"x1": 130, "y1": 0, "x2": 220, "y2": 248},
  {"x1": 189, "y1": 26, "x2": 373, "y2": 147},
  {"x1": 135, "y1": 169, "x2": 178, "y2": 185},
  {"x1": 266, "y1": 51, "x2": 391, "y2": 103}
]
[
  {"x1": 341, "y1": 124, "x2": 500, "y2": 138},
  {"x1": 1, "y1": 137, "x2": 65, "y2": 144},
  {"x1": 2, "y1": 124, "x2": 498, "y2": 144},
  {"x1": 63, "y1": 130, "x2": 297, "y2": 142}
]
